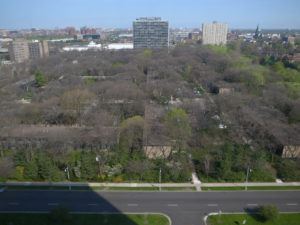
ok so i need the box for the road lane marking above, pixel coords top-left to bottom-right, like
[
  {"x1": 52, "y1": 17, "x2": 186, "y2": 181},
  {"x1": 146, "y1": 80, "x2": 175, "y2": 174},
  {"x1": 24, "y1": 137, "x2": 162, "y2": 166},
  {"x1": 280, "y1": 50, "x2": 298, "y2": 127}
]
[
  {"x1": 167, "y1": 204, "x2": 178, "y2": 207},
  {"x1": 128, "y1": 203, "x2": 138, "y2": 207},
  {"x1": 48, "y1": 203, "x2": 59, "y2": 206},
  {"x1": 247, "y1": 203, "x2": 258, "y2": 206},
  {"x1": 8, "y1": 202, "x2": 19, "y2": 205},
  {"x1": 207, "y1": 204, "x2": 218, "y2": 207},
  {"x1": 88, "y1": 203, "x2": 98, "y2": 206},
  {"x1": 286, "y1": 203, "x2": 298, "y2": 206}
]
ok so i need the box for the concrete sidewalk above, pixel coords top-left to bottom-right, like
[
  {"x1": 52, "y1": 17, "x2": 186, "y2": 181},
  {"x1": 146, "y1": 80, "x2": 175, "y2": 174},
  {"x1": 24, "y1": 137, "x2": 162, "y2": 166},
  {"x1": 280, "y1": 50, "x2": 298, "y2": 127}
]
[
  {"x1": 201, "y1": 182, "x2": 300, "y2": 187},
  {"x1": 1, "y1": 181, "x2": 300, "y2": 189}
]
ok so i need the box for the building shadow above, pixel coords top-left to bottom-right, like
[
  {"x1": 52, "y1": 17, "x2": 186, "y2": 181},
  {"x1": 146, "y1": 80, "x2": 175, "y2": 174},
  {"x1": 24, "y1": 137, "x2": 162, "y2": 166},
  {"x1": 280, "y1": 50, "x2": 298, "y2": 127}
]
[{"x1": 0, "y1": 187, "x2": 140, "y2": 225}]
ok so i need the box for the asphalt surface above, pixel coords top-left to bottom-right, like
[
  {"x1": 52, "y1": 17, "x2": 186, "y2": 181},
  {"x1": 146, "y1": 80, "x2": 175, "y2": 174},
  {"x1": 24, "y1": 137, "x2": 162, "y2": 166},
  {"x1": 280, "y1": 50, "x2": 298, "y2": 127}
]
[{"x1": 0, "y1": 190, "x2": 299, "y2": 225}]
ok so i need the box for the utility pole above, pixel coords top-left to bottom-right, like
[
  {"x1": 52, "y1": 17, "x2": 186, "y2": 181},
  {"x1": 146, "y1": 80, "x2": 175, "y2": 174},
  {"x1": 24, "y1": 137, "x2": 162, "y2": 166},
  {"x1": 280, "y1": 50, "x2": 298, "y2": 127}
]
[{"x1": 159, "y1": 167, "x2": 162, "y2": 192}]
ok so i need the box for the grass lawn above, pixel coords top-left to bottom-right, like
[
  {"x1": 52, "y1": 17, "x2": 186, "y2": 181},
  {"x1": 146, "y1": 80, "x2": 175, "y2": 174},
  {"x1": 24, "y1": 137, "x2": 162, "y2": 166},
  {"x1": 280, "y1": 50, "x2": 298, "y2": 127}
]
[
  {"x1": 202, "y1": 186, "x2": 300, "y2": 191},
  {"x1": 0, "y1": 213, "x2": 170, "y2": 225},
  {"x1": 161, "y1": 187, "x2": 196, "y2": 191},
  {"x1": 208, "y1": 213, "x2": 300, "y2": 225},
  {"x1": 4, "y1": 185, "x2": 195, "y2": 191},
  {"x1": 5, "y1": 185, "x2": 70, "y2": 190}
]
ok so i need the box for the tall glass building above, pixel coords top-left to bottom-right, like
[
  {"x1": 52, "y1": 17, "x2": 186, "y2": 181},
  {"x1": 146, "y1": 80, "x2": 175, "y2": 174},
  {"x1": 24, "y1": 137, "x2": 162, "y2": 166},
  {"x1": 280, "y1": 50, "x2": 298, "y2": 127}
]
[{"x1": 133, "y1": 17, "x2": 169, "y2": 49}]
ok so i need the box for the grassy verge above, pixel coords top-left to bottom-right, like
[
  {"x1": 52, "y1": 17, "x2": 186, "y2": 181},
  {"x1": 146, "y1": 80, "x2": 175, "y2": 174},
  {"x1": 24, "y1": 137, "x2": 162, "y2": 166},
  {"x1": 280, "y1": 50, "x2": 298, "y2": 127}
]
[
  {"x1": 202, "y1": 186, "x2": 300, "y2": 191},
  {"x1": 208, "y1": 213, "x2": 300, "y2": 225},
  {"x1": 5, "y1": 186, "x2": 71, "y2": 191},
  {"x1": 161, "y1": 187, "x2": 196, "y2": 191},
  {"x1": 0, "y1": 213, "x2": 170, "y2": 225},
  {"x1": 3, "y1": 185, "x2": 195, "y2": 191}
]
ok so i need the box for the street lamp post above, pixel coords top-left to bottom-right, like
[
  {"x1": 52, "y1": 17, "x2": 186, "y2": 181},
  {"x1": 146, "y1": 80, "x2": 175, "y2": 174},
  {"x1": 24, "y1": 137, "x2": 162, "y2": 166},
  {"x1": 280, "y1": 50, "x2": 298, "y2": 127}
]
[
  {"x1": 96, "y1": 156, "x2": 100, "y2": 177},
  {"x1": 245, "y1": 165, "x2": 252, "y2": 191},
  {"x1": 65, "y1": 166, "x2": 71, "y2": 191},
  {"x1": 159, "y1": 167, "x2": 162, "y2": 192}
]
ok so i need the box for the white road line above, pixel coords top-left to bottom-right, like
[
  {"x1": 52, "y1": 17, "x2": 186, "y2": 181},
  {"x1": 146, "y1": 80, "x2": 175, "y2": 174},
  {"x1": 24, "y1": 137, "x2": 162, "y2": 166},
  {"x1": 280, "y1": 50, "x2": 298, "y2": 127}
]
[
  {"x1": 207, "y1": 204, "x2": 218, "y2": 207},
  {"x1": 127, "y1": 203, "x2": 138, "y2": 207},
  {"x1": 167, "y1": 204, "x2": 178, "y2": 207},
  {"x1": 48, "y1": 203, "x2": 59, "y2": 206},
  {"x1": 247, "y1": 203, "x2": 258, "y2": 206},
  {"x1": 8, "y1": 202, "x2": 19, "y2": 205},
  {"x1": 286, "y1": 203, "x2": 298, "y2": 206},
  {"x1": 88, "y1": 203, "x2": 98, "y2": 206}
]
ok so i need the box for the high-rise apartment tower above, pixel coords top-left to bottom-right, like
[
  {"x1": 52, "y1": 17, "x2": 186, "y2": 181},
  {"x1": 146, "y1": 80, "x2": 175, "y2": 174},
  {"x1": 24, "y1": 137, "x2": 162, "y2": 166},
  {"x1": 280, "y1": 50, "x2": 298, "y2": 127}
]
[
  {"x1": 202, "y1": 22, "x2": 228, "y2": 45},
  {"x1": 133, "y1": 17, "x2": 169, "y2": 49}
]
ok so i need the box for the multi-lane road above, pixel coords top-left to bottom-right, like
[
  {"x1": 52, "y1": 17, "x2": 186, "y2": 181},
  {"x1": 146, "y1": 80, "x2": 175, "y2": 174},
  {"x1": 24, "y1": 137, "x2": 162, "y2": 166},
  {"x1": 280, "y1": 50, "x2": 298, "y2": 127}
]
[{"x1": 0, "y1": 190, "x2": 299, "y2": 225}]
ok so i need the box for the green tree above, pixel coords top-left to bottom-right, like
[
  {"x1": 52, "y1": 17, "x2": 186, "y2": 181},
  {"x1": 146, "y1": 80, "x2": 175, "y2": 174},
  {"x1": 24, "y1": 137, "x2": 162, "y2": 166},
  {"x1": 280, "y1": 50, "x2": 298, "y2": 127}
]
[
  {"x1": 24, "y1": 160, "x2": 39, "y2": 180},
  {"x1": 217, "y1": 143, "x2": 234, "y2": 180},
  {"x1": 276, "y1": 159, "x2": 300, "y2": 181},
  {"x1": 164, "y1": 108, "x2": 191, "y2": 150},
  {"x1": 119, "y1": 116, "x2": 144, "y2": 153},
  {"x1": 35, "y1": 152, "x2": 64, "y2": 181},
  {"x1": 80, "y1": 151, "x2": 97, "y2": 180},
  {"x1": 259, "y1": 204, "x2": 279, "y2": 221},
  {"x1": 35, "y1": 70, "x2": 47, "y2": 87}
]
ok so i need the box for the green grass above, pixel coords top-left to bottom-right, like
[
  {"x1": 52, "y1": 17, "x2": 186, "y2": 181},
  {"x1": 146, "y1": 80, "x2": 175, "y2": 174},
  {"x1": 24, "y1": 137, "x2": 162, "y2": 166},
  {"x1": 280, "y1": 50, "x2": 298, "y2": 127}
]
[
  {"x1": 207, "y1": 45, "x2": 229, "y2": 55},
  {"x1": 0, "y1": 213, "x2": 170, "y2": 225},
  {"x1": 92, "y1": 186, "x2": 159, "y2": 191},
  {"x1": 5, "y1": 186, "x2": 70, "y2": 190},
  {"x1": 3, "y1": 185, "x2": 195, "y2": 191},
  {"x1": 202, "y1": 186, "x2": 245, "y2": 191},
  {"x1": 4, "y1": 185, "x2": 158, "y2": 191},
  {"x1": 202, "y1": 186, "x2": 300, "y2": 191},
  {"x1": 208, "y1": 213, "x2": 300, "y2": 225},
  {"x1": 161, "y1": 187, "x2": 196, "y2": 191},
  {"x1": 84, "y1": 77, "x2": 97, "y2": 85}
]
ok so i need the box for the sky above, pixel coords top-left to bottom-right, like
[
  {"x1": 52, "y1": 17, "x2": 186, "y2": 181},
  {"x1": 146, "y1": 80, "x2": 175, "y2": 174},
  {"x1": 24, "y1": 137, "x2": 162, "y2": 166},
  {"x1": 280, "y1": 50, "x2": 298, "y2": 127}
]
[{"x1": 1, "y1": 0, "x2": 300, "y2": 30}]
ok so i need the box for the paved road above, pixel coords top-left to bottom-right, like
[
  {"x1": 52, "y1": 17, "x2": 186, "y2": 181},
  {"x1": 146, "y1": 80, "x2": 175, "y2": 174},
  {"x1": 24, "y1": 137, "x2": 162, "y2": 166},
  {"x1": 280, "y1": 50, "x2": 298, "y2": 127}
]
[{"x1": 0, "y1": 190, "x2": 299, "y2": 225}]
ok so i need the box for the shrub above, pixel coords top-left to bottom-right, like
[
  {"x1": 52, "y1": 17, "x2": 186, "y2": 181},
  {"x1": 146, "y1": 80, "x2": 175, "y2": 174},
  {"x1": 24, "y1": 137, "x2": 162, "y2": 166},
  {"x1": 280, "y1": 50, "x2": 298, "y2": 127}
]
[{"x1": 259, "y1": 204, "x2": 279, "y2": 221}]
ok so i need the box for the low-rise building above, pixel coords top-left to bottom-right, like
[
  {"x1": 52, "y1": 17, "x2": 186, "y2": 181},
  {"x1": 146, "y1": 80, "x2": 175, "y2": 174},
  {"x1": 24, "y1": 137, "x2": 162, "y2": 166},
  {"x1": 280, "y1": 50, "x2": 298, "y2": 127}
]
[
  {"x1": 143, "y1": 145, "x2": 172, "y2": 159},
  {"x1": 218, "y1": 87, "x2": 235, "y2": 95},
  {"x1": 288, "y1": 36, "x2": 295, "y2": 45},
  {"x1": 282, "y1": 146, "x2": 300, "y2": 158}
]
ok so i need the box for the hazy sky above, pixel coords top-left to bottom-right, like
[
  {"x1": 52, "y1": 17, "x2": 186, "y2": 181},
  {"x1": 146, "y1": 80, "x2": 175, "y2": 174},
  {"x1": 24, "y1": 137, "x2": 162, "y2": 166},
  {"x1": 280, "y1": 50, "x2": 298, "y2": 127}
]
[{"x1": 1, "y1": 0, "x2": 300, "y2": 29}]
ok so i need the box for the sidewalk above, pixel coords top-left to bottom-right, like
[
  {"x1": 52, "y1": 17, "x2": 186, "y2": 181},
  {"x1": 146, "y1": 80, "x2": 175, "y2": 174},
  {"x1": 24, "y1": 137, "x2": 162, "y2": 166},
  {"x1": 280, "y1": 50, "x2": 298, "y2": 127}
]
[
  {"x1": 1, "y1": 181, "x2": 299, "y2": 189},
  {"x1": 192, "y1": 172, "x2": 201, "y2": 191},
  {"x1": 201, "y1": 182, "x2": 300, "y2": 187}
]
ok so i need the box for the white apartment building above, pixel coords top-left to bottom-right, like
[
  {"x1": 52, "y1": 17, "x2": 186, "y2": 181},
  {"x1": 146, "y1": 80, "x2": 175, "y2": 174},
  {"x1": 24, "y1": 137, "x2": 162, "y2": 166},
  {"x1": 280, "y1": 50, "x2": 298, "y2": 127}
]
[{"x1": 202, "y1": 22, "x2": 228, "y2": 45}]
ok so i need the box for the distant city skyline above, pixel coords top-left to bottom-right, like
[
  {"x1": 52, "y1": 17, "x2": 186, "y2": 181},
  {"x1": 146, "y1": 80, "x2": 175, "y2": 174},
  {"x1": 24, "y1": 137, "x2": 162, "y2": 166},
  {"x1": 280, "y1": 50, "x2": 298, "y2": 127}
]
[{"x1": 1, "y1": 0, "x2": 300, "y2": 30}]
